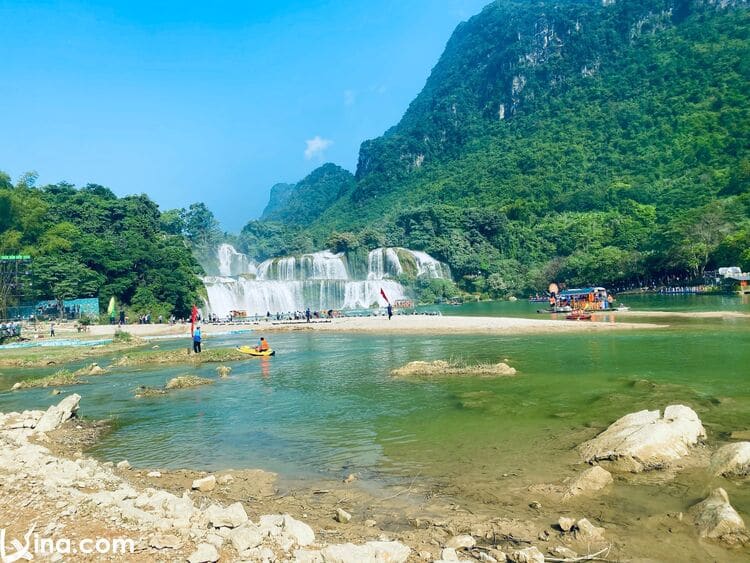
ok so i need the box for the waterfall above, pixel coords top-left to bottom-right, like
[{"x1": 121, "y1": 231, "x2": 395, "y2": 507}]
[
  {"x1": 203, "y1": 244, "x2": 449, "y2": 317},
  {"x1": 406, "y1": 250, "x2": 448, "y2": 279},
  {"x1": 367, "y1": 248, "x2": 403, "y2": 280},
  {"x1": 217, "y1": 243, "x2": 256, "y2": 277}
]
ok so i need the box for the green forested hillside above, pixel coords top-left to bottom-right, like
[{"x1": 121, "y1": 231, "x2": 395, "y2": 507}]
[
  {"x1": 0, "y1": 172, "x2": 213, "y2": 318},
  {"x1": 260, "y1": 164, "x2": 355, "y2": 226},
  {"x1": 247, "y1": 0, "x2": 750, "y2": 295}
]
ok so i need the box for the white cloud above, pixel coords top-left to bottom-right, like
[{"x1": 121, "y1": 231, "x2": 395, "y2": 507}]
[
  {"x1": 304, "y1": 136, "x2": 333, "y2": 160},
  {"x1": 343, "y1": 89, "x2": 356, "y2": 106}
]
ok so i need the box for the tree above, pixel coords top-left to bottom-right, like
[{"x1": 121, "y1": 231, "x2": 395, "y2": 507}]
[{"x1": 32, "y1": 256, "x2": 103, "y2": 317}]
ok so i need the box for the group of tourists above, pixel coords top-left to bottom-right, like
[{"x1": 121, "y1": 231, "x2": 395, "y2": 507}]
[{"x1": 0, "y1": 321, "x2": 21, "y2": 341}]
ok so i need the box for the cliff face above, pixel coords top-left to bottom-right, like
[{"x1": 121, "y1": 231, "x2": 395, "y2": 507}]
[
  {"x1": 353, "y1": 0, "x2": 747, "y2": 200},
  {"x1": 260, "y1": 183, "x2": 295, "y2": 221}
]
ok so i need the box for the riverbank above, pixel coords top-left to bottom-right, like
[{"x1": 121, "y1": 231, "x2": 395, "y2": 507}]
[
  {"x1": 2, "y1": 395, "x2": 748, "y2": 562},
  {"x1": 67, "y1": 315, "x2": 667, "y2": 339}
]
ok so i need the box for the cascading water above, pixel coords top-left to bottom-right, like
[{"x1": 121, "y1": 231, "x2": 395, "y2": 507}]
[
  {"x1": 203, "y1": 245, "x2": 450, "y2": 317},
  {"x1": 217, "y1": 243, "x2": 257, "y2": 277}
]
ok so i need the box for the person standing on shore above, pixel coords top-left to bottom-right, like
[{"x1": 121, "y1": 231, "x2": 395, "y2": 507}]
[
  {"x1": 387, "y1": 303, "x2": 393, "y2": 320},
  {"x1": 193, "y1": 325, "x2": 202, "y2": 353},
  {"x1": 50, "y1": 321, "x2": 55, "y2": 337}
]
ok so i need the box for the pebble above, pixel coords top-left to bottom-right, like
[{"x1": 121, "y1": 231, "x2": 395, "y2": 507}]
[
  {"x1": 147, "y1": 471, "x2": 162, "y2": 478},
  {"x1": 335, "y1": 508, "x2": 352, "y2": 523}
]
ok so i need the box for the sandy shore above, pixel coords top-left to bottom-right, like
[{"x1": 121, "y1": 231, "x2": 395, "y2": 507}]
[{"x1": 72, "y1": 314, "x2": 666, "y2": 339}]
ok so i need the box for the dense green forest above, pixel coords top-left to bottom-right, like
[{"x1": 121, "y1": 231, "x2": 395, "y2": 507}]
[
  {"x1": 0, "y1": 171, "x2": 220, "y2": 318},
  {"x1": 242, "y1": 0, "x2": 750, "y2": 296}
]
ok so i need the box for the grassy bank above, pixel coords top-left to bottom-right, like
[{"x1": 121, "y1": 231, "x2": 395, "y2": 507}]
[{"x1": 113, "y1": 347, "x2": 249, "y2": 367}]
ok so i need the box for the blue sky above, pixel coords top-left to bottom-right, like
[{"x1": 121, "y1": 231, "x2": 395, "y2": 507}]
[{"x1": 0, "y1": 0, "x2": 488, "y2": 230}]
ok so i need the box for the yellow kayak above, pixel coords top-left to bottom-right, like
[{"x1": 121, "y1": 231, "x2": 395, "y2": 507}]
[{"x1": 237, "y1": 346, "x2": 275, "y2": 357}]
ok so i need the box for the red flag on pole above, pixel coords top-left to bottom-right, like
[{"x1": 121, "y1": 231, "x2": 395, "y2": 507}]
[
  {"x1": 380, "y1": 288, "x2": 390, "y2": 304},
  {"x1": 191, "y1": 305, "x2": 198, "y2": 336}
]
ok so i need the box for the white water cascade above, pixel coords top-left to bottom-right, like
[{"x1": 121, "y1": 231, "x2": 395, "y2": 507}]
[{"x1": 203, "y1": 244, "x2": 451, "y2": 317}]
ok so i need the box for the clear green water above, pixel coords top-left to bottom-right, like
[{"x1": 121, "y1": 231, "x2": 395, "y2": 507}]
[{"x1": 0, "y1": 296, "x2": 748, "y2": 531}]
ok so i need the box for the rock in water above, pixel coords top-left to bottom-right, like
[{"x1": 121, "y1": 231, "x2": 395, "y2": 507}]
[
  {"x1": 710, "y1": 442, "x2": 750, "y2": 477},
  {"x1": 35, "y1": 394, "x2": 81, "y2": 432},
  {"x1": 187, "y1": 543, "x2": 219, "y2": 563},
  {"x1": 192, "y1": 475, "x2": 217, "y2": 492},
  {"x1": 216, "y1": 365, "x2": 232, "y2": 378},
  {"x1": 578, "y1": 405, "x2": 705, "y2": 472},
  {"x1": 562, "y1": 466, "x2": 613, "y2": 500},
  {"x1": 116, "y1": 460, "x2": 131, "y2": 470},
  {"x1": 690, "y1": 488, "x2": 748, "y2": 545}
]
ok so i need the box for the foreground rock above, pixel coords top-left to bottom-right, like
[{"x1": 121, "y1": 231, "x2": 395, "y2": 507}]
[
  {"x1": 710, "y1": 442, "x2": 750, "y2": 477},
  {"x1": 35, "y1": 393, "x2": 81, "y2": 432},
  {"x1": 690, "y1": 488, "x2": 748, "y2": 545},
  {"x1": 0, "y1": 396, "x2": 414, "y2": 562},
  {"x1": 579, "y1": 405, "x2": 705, "y2": 472},
  {"x1": 296, "y1": 540, "x2": 410, "y2": 562}
]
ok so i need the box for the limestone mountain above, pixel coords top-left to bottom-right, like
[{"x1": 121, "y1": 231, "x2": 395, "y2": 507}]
[
  {"x1": 259, "y1": 163, "x2": 354, "y2": 226},
  {"x1": 248, "y1": 0, "x2": 750, "y2": 294},
  {"x1": 260, "y1": 183, "x2": 295, "y2": 221}
]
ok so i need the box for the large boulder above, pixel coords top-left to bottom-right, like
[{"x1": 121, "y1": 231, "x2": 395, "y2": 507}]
[
  {"x1": 710, "y1": 442, "x2": 750, "y2": 478},
  {"x1": 690, "y1": 488, "x2": 748, "y2": 545},
  {"x1": 578, "y1": 405, "x2": 705, "y2": 472},
  {"x1": 35, "y1": 394, "x2": 81, "y2": 433},
  {"x1": 562, "y1": 466, "x2": 613, "y2": 500}
]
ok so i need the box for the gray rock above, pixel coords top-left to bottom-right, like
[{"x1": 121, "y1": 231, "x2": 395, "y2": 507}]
[
  {"x1": 116, "y1": 460, "x2": 131, "y2": 470},
  {"x1": 242, "y1": 546, "x2": 276, "y2": 561},
  {"x1": 562, "y1": 466, "x2": 613, "y2": 500},
  {"x1": 558, "y1": 517, "x2": 576, "y2": 532},
  {"x1": 282, "y1": 514, "x2": 315, "y2": 546},
  {"x1": 320, "y1": 541, "x2": 410, "y2": 563},
  {"x1": 335, "y1": 507, "x2": 352, "y2": 523},
  {"x1": 230, "y1": 523, "x2": 263, "y2": 552},
  {"x1": 148, "y1": 533, "x2": 181, "y2": 549},
  {"x1": 445, "y1": 534, "x2": 476, "y2": 550},
  {"x1": 147, "y1": 471, "x2": 162, "y2": 478},
  {"x1": 579, "y1": 405, "x2": 705, "y2": 472},
  {"x1": 710, "y1": 442, "x2": 750, "y2": 477},
  {"x1": 440, "y1": 547, "x2": 459, "y2": 561},
  {"x1": 691, "y1": 488, "x2": 748, "y2": 544},
  {"x1": 35, "y1": 394, "x2": 81, "y2": 432},
  {"x1": 187, "y1": 542, "x2": 219, "y2": 563},
  {"x1": 508, "y1": 547, "x2": 544, "y2": 563},
  {"x1": 574, "y1": 518, "x2": 605, "y2": 542},
  {"x1": 192, "y1": 474, "x2": 216, "y2": 492},
  {"x1": 205, "y1": 502, "x2": 249, "y2": 528}
]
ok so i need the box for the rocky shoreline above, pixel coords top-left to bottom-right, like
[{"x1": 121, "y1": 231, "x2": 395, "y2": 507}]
[{"x1": 1, "y1": 396, "x2": 748, "y2": 562}]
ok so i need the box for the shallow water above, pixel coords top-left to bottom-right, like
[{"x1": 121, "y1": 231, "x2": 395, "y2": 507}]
[{"x1": 0, "y1": 296, "x2": 749, "y2": 559}]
